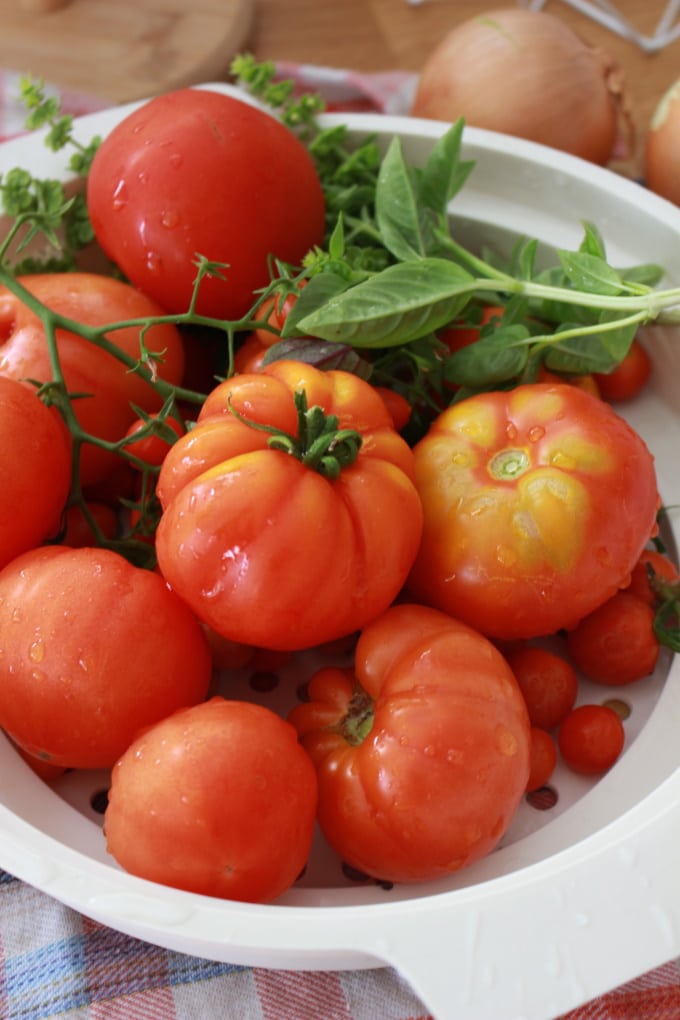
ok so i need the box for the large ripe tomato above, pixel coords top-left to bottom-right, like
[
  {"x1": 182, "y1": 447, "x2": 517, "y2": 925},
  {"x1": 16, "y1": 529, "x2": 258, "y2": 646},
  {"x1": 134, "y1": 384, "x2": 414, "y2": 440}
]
[
  {"x1": 0, "y1": 545, "x2": 212, "y2": 768},
  {"x1": 155, "y1": 360, "x2": 423, "y2": 651},
  {"x1": 0, "y1": 376, "x2": 71, "y2": 569},
  {"x1": 407, "y1": 383, "x2": 659, "y2": 641},
  {"x1": 104, "y1": 697, "x2": 318, "y2": 903},
  {"x1": 288, "y1": 602, "x2": 531, "y2": 883},
  {"x1": 86, "y1": 88, "x2": 326, "y2": 320},
  {"x1": 0, "y1": 273, "x2": 185, "y2": 485}
]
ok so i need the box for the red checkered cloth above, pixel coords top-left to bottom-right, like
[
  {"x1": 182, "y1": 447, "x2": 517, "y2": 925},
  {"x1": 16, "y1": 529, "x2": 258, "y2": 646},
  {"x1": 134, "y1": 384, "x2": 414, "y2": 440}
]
[{"x1": 0, "y1": 61, "x2": 678, "y2": 1020}]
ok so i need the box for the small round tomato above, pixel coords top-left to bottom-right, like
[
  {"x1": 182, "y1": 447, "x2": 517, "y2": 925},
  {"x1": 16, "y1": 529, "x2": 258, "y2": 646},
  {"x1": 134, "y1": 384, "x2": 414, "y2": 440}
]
[
  {"x1": 104, "y1": 697, "x2": 318, "y2": 903},
  {"x1": 408, "y1": 383, "x2": 660, "y2": 641},
  {"x1": 156, "y1": 361, "x2": 423, "y2": 651},
  {"x1": 526, "y1": 727, "x2": 557, "y2": 791},
  {"x1": 593, "y1": 339, "x2": 652, "y2": 402},
  {"x1": 558, "y1": 703, "x2": 625, "y2": 774},
  {"x1": 60, "y1": 501, "x2": 119, "y2": 547},
  {"x1": 567, "y1": 590, "x2": 659, "y2": 685},
  {"x1": 289, "y1": 603, "x2": 531, "y2": 884},
  {"x1": 87, "y1": 89, "x2": 326, "y2": 320},
  {"x1": 504, "y1": 645, "x2": 578, "y2": 730},
  {"x1": 0, "y1": 376, "x2": 71, "y2": 569},
  {"x1": 0, "y1": 545, "x2": 212, "y2": 768},
  {"x1": 0, "y1": 273, "x2": 185, "y2": 485},
  {"x1": 123, "y1": 413, "x2": 185, "y2": 468},
  {"x1": 626, "y1": 548, "x2": 679, "y2": 606}
]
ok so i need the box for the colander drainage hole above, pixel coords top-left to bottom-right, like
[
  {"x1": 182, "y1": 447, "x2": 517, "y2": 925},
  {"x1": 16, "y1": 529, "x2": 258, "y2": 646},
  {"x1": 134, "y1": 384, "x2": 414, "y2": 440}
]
[
  {"x1": 90, "y1": 788, "x2": 110, "y2": 814},
  {"x1": 525, "y1": 785, "x2": 558, "y2": 810}
]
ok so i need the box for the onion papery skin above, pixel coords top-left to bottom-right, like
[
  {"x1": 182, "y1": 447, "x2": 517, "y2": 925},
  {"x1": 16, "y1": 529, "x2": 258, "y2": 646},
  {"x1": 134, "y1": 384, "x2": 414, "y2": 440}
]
[
  {"x1": 410, "y1": 7, "x2": 625, "y2": 166},
  {"x1": 645, "y1": 78, "x2": 680, "y2": 205}
]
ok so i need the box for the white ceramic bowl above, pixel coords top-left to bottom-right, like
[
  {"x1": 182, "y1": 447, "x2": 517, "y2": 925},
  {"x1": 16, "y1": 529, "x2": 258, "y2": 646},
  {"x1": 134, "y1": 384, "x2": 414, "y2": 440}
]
[{"x1": 1, "y1": 85, "x2": 679, "y2": 1020}]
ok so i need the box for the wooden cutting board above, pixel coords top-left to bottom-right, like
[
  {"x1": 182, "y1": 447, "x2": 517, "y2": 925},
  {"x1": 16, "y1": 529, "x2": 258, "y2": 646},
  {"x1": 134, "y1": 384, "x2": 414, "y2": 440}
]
[{"x1": 0, "y1": 0, "x2": 255, "y2": 104}]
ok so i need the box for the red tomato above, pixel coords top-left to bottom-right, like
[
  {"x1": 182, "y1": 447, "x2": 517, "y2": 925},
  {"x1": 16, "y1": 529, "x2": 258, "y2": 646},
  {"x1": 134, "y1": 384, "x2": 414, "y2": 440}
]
[
  {"x1": 593, "y1": 339, "x2": 652, "y2": 402},
  {"x1": 87, "y1": 89, "x2": 326, "y2": 320},
  {"x1": 155, "y1": 360, "x2": 423, "y2": 651},
  {"x1": 0, "y1": 546, "x2": 212, "y2": 768},
  {"x1": 374, "y1": 386, "x2": 412, "y2": 431},
  {"x1": 558, "y1": 704, "x2": 625, "y2": 774},
  {"x1": 104, "y1": 697, "x2": 318, "y2": 903},
  {"x1": 0, "y1": 273, "x2": 185, "y2": 485},
  {"x1": 567, "y1": 590, "x2": 659, "y2": 685},
  {"x1": 0, "y1": 376, "x2": 71, "y2": 569},
  {"x1": 437, "y1": 304, "x2": 507, "y2": 354},
  {"x1": 288, "y1": 603, "x2": 531, "y2": 884},
  {"x1": 407, "y1": 383, "x2": 660, "y2": 641},
  {"x1": 504, "y1": 645, "x2": 578, "y2": 730},
  {"x1": 526, "y1": 727, "x2": 557, "y2": 791},
  {"x1": 60, "y1": 501, "x2": 119, "y2": 547},
  {"x1": 123, "y1": 413, "x2": 185, "y2": 468},
  {"x1": 626, "y1": 548, "x2": 679, "y2": 606}
]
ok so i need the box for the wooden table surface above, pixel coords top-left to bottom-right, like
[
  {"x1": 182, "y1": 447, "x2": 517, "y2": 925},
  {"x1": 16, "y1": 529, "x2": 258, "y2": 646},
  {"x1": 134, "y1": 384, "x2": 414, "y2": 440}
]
[{"x1": 250, "y1": 0, "x2": 680, "y2": 173}]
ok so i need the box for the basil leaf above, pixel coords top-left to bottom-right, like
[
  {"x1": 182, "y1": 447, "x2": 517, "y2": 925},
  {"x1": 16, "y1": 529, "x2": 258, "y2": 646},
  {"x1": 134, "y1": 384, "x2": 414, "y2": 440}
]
[
  {"x1": 375, "y1": 137, "x2": 430, "y2": 261},
  {"x1": 418, "y1": 119, "x2": 475, "y2": 215},
  {"x1": 296, "y1": 257, "x2": 476, "y2": 348},
  {"x1": 280, "y1": 272, "x2": 351, "y2": 337},
  {"x1": 262, "y1": 338, "x2": 373, "y2": 378},
  {"x1": 544, "y1": 317, "x2": 638, "y2": 374},
  {"x1": 557, "y1": 250, "x2": 623, "y2": 296},
  {"x1": 446, "y1": 325, "x2": 530, "y2": 387}
]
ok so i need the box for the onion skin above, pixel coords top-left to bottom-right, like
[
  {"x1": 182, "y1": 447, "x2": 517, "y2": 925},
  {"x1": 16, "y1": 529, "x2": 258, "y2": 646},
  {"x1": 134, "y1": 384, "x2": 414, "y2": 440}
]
[
  {"x1": 645, "y1": 78, "x2": 680, "y2": 205},
  {"x1": 411, "y1": 7, "x2": 627, "y2": 166}
]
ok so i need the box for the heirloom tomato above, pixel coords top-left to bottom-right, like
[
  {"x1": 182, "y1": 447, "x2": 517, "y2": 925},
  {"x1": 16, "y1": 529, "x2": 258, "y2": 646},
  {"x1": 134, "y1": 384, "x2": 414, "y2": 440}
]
[
  {"x1": 288, "y1": 603, "x2": 531, "y2": 883},
  {"x1": 0, "y1": 376, "x2": 71, "y2": 569},
  {"x1": 408, "y1": 383, "x2": 659, "y2": 641},
  {"x1": 105, "y1": 697, "x2": 318, "y2": 903},
  {"x1": 0, "y1": 545, "x2": 212, "y2": 768},
  {"x1": 155, "y1": 360, "x2": 423, "y2": 651},
  {"x1": 87, "y1": 88, "x2": 326, "y2": 320},
  {"x1": 0, "y1": 273, "x2": 185, "y2": 485}
]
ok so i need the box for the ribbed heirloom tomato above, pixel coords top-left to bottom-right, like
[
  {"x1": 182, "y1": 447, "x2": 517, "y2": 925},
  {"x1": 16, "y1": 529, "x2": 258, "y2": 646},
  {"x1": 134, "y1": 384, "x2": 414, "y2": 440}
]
[
  {"x1": 86, "y1": 88, "x2": 326, "y2": 320},
  {"x1": 155, "y1": 360, "x2": 424, "y2": 651},
  {"x1": 408, "y1": 383, "x2": 660, "y2": 641},
  {"x1": 288, "y1": 603, "x2": 531, "y2": 883}
]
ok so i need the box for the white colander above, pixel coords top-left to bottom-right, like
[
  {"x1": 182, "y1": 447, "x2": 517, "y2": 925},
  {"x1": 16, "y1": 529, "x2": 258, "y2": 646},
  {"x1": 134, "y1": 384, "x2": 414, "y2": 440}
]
[{"x1": 0, "y1": 88, "x2": 678, "y2": 1020}]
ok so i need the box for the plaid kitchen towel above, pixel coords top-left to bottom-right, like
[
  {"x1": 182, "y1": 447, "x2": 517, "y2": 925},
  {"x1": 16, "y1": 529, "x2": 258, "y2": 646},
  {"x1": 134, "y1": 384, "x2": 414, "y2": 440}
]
[{"x1": 0, "y1": 61, "x2": 679, "y2": 1020}]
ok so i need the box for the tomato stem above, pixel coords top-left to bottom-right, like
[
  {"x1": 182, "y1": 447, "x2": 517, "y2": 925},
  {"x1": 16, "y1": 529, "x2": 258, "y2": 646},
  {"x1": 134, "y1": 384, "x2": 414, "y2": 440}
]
[
  {"x1": 229, "y1": 389, "x2": 363, "y2": 480},
  {"x1": 340, "y1": 686, "x2": 374, "y2": 746}
]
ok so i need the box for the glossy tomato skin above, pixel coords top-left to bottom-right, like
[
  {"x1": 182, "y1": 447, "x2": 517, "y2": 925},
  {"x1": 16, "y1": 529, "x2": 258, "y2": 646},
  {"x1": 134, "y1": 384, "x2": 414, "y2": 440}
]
[
  {"x1": 155, "y1": 361, "x2": 423, "y2": 651},
  {"x1": 408, "y1": 383, "x2": 660, "y2": 641},
  {"x1": 0, "y1": 546, "x2": 212, "y2": 768},
  {"x1": 87, "y1": 89, "x2": 326, "y2": 320},
  {"x1": 0, "y1": 273, "x2": 185, "y2": 485},
  {"x1": 0, "y1": 376, "x2": 71, "y2": 569},
  {"x1": 289, "y1": 603, "x2": 531, "y2": 883},
  {"x1": 104, "y1": 697, "x2": 318, "y2": 903}
]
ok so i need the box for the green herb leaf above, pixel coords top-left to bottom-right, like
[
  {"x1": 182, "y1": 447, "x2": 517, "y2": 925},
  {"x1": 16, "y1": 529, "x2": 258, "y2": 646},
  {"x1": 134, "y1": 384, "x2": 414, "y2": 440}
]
[
  {"x1": 296, "y1": 257, "x2": 476, "y2": 348},
  {"x1": 446, "y1": 325, "x2": 531, "y2": 387},
  {"x1": 375, "y1": 137, "x2": 430, "y2": 261},
  {"x1": 557, "y1": 250, "x2": 624, "y2": 296},
  {"x1": 418, "y1": 119, "x2": 475, "y2": 215}
]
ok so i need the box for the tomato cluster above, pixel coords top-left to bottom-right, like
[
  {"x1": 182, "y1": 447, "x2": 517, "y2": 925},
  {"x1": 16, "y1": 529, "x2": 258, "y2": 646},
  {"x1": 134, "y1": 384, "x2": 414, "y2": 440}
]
[{"x1": 0, "y1": 86, "x2": 674, "y2": 904}]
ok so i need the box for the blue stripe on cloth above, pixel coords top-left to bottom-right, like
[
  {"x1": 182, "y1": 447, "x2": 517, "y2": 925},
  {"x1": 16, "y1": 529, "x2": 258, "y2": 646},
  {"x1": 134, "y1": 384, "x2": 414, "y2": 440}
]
[
  {"x1": 3, "y1": 934, "x2": 89, "y2": 1019},
  {"x1": 0, "y1": 871, "x2": 18, "y2": 886},
  {"x1": 166, "y1": 950, "x2": 243, "y2": 986}
]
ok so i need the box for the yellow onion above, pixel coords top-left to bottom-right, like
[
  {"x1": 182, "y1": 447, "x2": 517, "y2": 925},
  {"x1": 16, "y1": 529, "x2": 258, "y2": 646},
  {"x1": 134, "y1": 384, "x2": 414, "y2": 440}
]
[
  {"x1": 644, "y1": 78, "x2": 680, "y2": 205},
  {"x1": 410, "y1": 7, "x2": 631, "y2": 166}
]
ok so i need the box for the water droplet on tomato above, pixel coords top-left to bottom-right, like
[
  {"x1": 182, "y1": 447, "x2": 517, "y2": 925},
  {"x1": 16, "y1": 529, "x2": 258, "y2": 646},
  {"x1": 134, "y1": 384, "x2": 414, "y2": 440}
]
[
  {"x1": 112, "y1": 180, "x2": 128, "y2": 211},
  {"x1": 31, "y1": 669, "x2": 46, "y2": 682},
  {"x1": 505, "y1": 421, "x2": 518, "y2": 441},
  {"x1": 145, "y1": 251, "x2": 162, "y2": 275},
  {"x1": 528, "y1": 425, "x2": 545, "y2": 442},
  {"x1": 160, "y1": 209, "x2": 179, "y2": 229},
  {"x1": 423, "y1": 744, "x2": 436, "y2": 757},
  {"x1": 169, "y1": 152, "x2": 183, "y2": 169},
  {"x1": 137, "y1": 170, "x2": 150, "y2": 185},
  {"x1": 28, "y1": 640, "x2": 44, "y2": 663}
]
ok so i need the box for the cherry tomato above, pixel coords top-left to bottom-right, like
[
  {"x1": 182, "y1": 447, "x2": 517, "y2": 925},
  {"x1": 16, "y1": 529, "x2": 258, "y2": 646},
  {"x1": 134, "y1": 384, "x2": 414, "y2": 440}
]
[
  {"x1": 437, "y1": 304, "x2": 507, "y2": 354},
  {"x1": 123, "y1": 413, "x2": 185, "y2": 468},
  {"x1": 526, "y1": 727, "x2": 557, "y2": 791},
  {"x1": 408, "y1": 383, "x2": 660, "y2": 641},
  {"x1": 155, "y1": 361, "x2": 423, "y2": 651},
  {"x1": 374, "y1": 386, "x2": 412, "y2": 432},
  {"x1": 558, "y1": 703, "x2": 625, "y2": 774},
  {"x1": 288, "y1": 603, "x2": 531, "y2": 884},
  {"x1": 87, "y1": 89, "x2": 326, "y2": 320},
  {"x1": 567, "y1": 590, "x2": 659, "y2": 685},
  {"x1": 104, "y1": 697, "x2": 318, "y2": 903},
  {"x1": 0, "y1": 376, "x2": 71, "y2": 570},
  {"x1": 593, "y1": 339, "x2": 652, "y2": 402},
  {"x1": 0, "y1": 545, "x2": 212, "y2": 768},
  {"x1": 60, "y1": 501, "x2": 119, "y2": 547},
  {"x1": 504, "y1": 645, "x2": 578, "y2": 730},
  {"x1": 0, "y1": 273, "x2": 185, "y2": 485},
  {"x1": 537, "y1": 366, "x2": 600, "y2": 398},
  {"x1": 626, "y1": 548, "x2": 679, "y2": 607}
]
